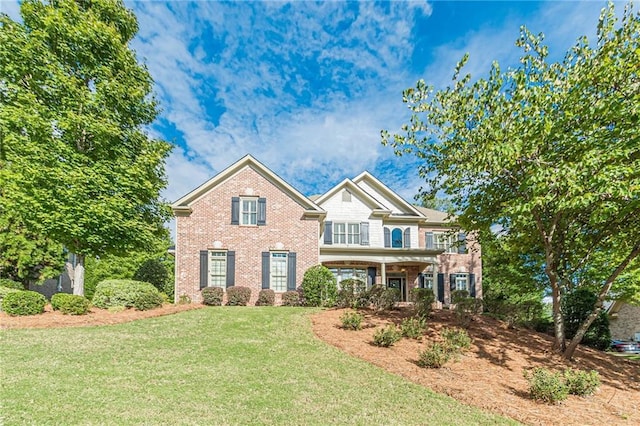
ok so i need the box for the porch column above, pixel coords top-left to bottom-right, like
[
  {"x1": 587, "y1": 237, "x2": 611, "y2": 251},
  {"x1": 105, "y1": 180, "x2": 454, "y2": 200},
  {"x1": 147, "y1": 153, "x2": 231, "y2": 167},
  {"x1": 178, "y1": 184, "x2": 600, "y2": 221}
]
[{"x1": 381, "y1": 262, "x2": 386, "y2": 287}]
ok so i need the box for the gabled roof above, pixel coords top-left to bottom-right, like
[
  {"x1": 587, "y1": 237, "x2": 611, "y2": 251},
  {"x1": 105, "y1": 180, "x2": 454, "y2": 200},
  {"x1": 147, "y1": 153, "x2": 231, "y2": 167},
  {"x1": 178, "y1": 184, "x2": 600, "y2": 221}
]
[
  {"x1": 314, "y1": 178, "x2": 391, "y2": 215},
  {"x1": 172, "y1": 155, "x2": 324, "y2": 216},
  {"x1": 415, "y1": 206, "x2": 453, "y2": 224},
  {"x1": 352, "y1": 171, "x2": 425, "y2": 217}
]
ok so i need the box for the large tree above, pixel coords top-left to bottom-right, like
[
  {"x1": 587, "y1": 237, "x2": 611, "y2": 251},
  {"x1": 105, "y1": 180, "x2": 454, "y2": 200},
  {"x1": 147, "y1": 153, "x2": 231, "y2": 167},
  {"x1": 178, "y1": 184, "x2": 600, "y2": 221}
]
[
  {"x1": 0, "y1": 0, "x2": 171, "y2": 296},
  {"x1": 383, "y1": 2, "x2": 639, "y2": 359}
]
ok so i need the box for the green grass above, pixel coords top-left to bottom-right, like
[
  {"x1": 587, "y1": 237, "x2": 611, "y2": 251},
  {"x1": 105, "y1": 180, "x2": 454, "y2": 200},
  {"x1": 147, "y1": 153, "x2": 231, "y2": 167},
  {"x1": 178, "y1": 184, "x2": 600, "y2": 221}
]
[{"x1": 1, "y1": 307, "x2": 519, "y2": 425}]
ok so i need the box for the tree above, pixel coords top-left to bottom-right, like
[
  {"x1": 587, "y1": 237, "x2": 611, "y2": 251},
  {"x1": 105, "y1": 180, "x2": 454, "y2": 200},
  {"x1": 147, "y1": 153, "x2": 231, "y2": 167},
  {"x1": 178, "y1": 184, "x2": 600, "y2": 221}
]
[
  {"x1": 382, "y1": 2, "x2": 640, "y2": 359},
  {"x1": 0, "y1": 0, "x2": 172, "y2": 296}
]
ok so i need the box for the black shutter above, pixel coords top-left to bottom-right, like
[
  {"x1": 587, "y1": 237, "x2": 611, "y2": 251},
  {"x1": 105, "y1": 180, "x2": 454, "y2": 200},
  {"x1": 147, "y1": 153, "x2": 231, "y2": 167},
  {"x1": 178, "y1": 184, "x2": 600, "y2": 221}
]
[
  {"x1": 360, "y1": 222, "x2": 369, "y2": 245},
  {"x1": 199, "y1": 250, "x2": 208, "y2": 289},
  {"x1": 226, "y1": 251, "x2": 235, "y2": 288},
  {"x1": 450, "y1": 274, "x2": 456, "y2": 291},
  {"x1": 418, "y1": 273, "x2": 425, "y2": 289},
  {"x1": 384, "y1": 227, "x2": 390, "y2": 247},
  {"x1": 404, "y1": 228, "x2": 411, "y2": 248},
  {"x1": 262, "y1": 252, "x2": 270, "y2": 289},
  {"x1": 367, "y1": 267, "x2": 376, "y2": 288},
  {"x1": 287, "y1": 252, "x2": 297, "y2": 291},
  {"x1": 437, "y1": 273, "x2": 445, "y2": 303},
  {"x1": 426, "y1": 232, "x2": 434, "y2": 249},
  {"x1": 469, "y1": 273, "x2": 476, "y2": 297},
  {"x1": 324, "y1": 221, "x2": 333, "y2": 245},
  {"x1": 257, "y1": 198, "x2": 266, "y2": 226},
  {"x1": 458, "y1": 232, "x2": 467, "y2": 254},
  {"x1": 231, "y1": 197, "x2": 240, "y2": 225}
]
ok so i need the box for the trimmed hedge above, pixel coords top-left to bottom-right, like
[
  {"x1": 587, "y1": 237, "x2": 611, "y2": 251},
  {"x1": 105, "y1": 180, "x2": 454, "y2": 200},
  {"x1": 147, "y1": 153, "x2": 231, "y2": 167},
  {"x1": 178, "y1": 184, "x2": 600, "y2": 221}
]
[
  {"x1": 2, "y1": 290, "x2": 46, "y2": 316},
  {"x1": 281, "y1": 291, "x2": 300, "y2": 306},
  {"x1": 51, "y1": 293, "x2": 90, "y2": 315},
  {"x1": 300, "y1": 265, "x2": 337, "y2": 307},
  {"x1": 0, "y1": 278, "x2": 25, "y2": 290},
  {"x1": 92, "y1": 279, "x2": 163, "y2": 311},
  {"x1": 0, "y1": 286, "x2": 21, "y2": 308},
  {"x1": 226, "y1": 286, "x2": 251, "y2": 306},
  {"x1": 256, "y1": 289, "x2": 275, "y2": 306},
  {"x1": 202, "y1": 287, "x2": 224, "y2": 306}
]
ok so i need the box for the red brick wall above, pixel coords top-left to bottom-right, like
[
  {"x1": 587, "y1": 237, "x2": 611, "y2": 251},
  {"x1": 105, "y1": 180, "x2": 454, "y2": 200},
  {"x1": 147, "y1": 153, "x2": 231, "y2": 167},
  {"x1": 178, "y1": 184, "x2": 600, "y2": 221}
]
[{"x1": 175, "y1": 166, "x2": 320, "y2": 304}]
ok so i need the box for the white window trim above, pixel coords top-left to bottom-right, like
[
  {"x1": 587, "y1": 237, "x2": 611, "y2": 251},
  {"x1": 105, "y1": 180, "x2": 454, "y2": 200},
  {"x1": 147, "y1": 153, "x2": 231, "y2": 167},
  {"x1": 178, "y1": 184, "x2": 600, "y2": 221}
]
[
  {"x1": 208, "y1": 250, "x2": 227, "y2": 289},
  {"x1": 333, "y1": 222, "x2": 360, "y2": 245},
  {"x1": 240, "y1": 197, "x2": 258, "y2": 226},
  {"x1": 454, "y1": 273, "x2": 469, "y2": 291},
  {"x1": 270, "y1": 252, "x2": 288, "y2": 292}
]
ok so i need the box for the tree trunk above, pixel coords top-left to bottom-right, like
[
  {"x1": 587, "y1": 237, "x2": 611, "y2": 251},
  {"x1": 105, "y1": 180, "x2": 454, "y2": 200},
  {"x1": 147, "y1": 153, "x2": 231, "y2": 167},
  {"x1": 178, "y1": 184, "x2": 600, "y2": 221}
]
[
  {"x1": 551, "y1": 283, "x2": 566, "y2": 352},
  {"x1": 65, "y1": 253, "x2": 86, "y2": 296}
]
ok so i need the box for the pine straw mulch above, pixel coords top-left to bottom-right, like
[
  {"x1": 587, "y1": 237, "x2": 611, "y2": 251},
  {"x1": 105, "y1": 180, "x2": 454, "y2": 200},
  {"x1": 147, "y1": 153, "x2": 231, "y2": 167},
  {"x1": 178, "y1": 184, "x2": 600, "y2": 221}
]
[{"x1": 311, "y1": 308, "x2": 640, "y2": 426}]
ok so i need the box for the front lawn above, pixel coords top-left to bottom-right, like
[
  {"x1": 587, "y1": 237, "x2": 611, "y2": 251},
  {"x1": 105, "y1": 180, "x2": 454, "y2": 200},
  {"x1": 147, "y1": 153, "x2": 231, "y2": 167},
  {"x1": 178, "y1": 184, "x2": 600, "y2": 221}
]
[{"x1": 1, "y1": 307, "x2": 517, "y2": 425}]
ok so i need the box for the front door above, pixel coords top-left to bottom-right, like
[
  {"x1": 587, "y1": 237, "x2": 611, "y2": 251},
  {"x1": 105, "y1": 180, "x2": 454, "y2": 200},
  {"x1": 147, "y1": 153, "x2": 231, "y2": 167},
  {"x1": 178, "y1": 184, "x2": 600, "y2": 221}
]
[{"x1": 387, "y1": 277, "x2": 406, "y2": 302}]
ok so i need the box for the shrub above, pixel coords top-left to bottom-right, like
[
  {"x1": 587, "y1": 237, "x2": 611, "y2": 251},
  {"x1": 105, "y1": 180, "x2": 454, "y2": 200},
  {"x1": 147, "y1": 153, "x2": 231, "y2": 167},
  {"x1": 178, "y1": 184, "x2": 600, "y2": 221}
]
[
  {"x1": 2, "y1": 290, "x2": 46, "y2": 316},
  {"x1": 281, "y1": 291, "x2": 300, "y2": 306},
  {"x1": 369, "y1": 286, "x2": 399, "y2": 312},
  {"x1": 441, "y1": 327, "x2": 472, "y2": 353},
  {"x1": 451, "y1": 290, "x2": 470, "y2": 304},
  {"x1": 0, "y1": 278, "x2": 25, "y2": 290},
  {"x1": 300, "y1": 265, "x2": 337, "y2": 307},
  {"x1": 201, "y1": 287, "x2": 224, "y2": 306},
  {"x1": 336, "y1": 278, "x2": 366, "y2": 308},
  {"x1": 372, "y1": 325, "x2": 402, "y2": 347},
  {"x1": 454, "y1": 297, "x2": 481, "y2": 328},
  {"x1": 226, "y1": 286, "x2": 251, "y2": 306},
  {"x1": 564, "y1": 368, "x2": 600, "y2": 396},
  {"x1": 178, "y1": 294, "x2": 191, "y2": 304},
  {"x1": 92, "y1": 279, "x2": 163, "y2": 310},
  {"x1": 51, "y1": 293, "x2": 90, "y2": 315},
  {"x1": 411, "y1": 288, "x2": 435, "y2": 318},
  {"x1": 523, "y1": 368, "x2": 568, "y2": 403},
  {"x1": 256, "y1": 289, "x2": 275, "y2": 306},
  {"x1": 417, "y1": 343, "x2": 451, "y2": 368},
  {"x1": 400, "y1": 316, "x2": 427, "y2": 339},
  {"x1": 340, "y1": 310, "x2": 364, "y2": 330},
  {"x1": 562, "y1": 288, "x2": 611, "y2": 350},
  {"x1": 0, "y1": 286, "x2": 21, "y2": 308},
  {"x1": 133, "y1": 258, "x2": 170, "y2": 293}
]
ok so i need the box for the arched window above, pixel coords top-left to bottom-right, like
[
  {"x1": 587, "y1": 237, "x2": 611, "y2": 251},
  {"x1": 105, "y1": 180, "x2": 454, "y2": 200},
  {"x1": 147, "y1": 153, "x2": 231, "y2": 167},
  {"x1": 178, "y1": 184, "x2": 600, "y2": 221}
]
[{"x1": 391, "y1": 228, "x2": 403, "y2": 248}]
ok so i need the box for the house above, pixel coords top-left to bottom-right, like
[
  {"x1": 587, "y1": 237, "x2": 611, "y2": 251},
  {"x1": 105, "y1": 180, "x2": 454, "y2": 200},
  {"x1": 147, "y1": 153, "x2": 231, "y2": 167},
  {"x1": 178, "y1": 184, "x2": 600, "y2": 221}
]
[
  {"x1": 171, "y1": 155, "x2": 482, "y2": 305},
  {"x1": 608, "y1": 300, "x2": 640, "y2": 342}
]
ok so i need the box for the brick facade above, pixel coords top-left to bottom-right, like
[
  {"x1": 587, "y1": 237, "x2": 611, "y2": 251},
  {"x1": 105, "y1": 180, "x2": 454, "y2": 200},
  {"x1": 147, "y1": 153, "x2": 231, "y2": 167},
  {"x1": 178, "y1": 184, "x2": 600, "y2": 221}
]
[{"x1": 609, "y1": 302, "x2": 640, "y2": 341}]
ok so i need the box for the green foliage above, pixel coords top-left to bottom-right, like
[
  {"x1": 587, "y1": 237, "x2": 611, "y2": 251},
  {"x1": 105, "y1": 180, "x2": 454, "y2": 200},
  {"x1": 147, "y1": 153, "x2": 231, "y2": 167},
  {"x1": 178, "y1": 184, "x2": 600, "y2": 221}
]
[
  {"x1": 562, "y1": 288, "x2": 611, "y2": 350},
  {"x1": 383, "y1": 2, "x2": 640, "y2": 358},
  {"x1": 133, "y1": 259, "x2": 171, "y2": 296},
  {"x1": 92, "y1": 279, "x2": 162, "y2": 310},
  {"x1": 339, "y1": 310, "x2": 364, "y2": 330},
  {"x1": 226, "y1": 287, "x2": 251, "y2": 306},
  {"x1": 2, "y1": 290, "x2": 46, "y2": 316},
  {"x1": 281, "y1": 291, "x2": 300, "y2": 306},
  {"x1": 410, "y1": 288, "x2": 435, "y2": 318},
  {"x1": 256, "y1": 289, "x2": 275, "y2": 306},
  {"x1": 400, "y1": 316, "x2": 427, "y2": 339},
  {"x1": 51, "y1": 293, "x2": 90, "y2": 315},
  {"x1": 454, "y1": 297, "x2": 482, "y2": 328},
  {"x1": 563, "y1": 368, "x2": 600, "y2": 397},
  {"x1": 178, "y1": 294, "x2": 191, "y2": 305},
  {"x1": 201, "y1": 287, "x2": 224, "y2": 306},
  {"x1": 0, "y1": 287, "x2": 21, "y2": 308},
  {"x1": 301, "y1": 265, "x2": 337, "y2": 307},
  {"x1": 523, "y1": 368, "x2": 569, "y2": 404},
  {"x1": 369, "y1": 286, "x2": 400, "y2": 312},
  {"x1": 372, "y1": 325, "x2": 402, "y2": 348},
  {"x1": 336, "y1": 278, "x2": 366, "y2": 308},
  {"x1": 0, "y1": 0, "x2": 173, "y2": 296},
  {"x1": 417, "y1": 343, "x2": 451, "y2": 369},
  {"x1": 441, "y1": 327, "x2": 472, "y2": 353},
  {"x1": 0, "y1": 278, "x2": 25, "y2": 290}
]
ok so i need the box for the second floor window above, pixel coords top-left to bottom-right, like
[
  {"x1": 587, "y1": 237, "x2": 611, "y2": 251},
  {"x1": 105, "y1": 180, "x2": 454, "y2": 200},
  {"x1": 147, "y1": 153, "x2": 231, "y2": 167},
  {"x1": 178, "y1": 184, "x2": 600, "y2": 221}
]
[
  {"x1": 333, "y1": 222, "x2": 360, "y2": 244},
  {"x1": 241, "y1": 198, "x2": 257, "y2": 225}
]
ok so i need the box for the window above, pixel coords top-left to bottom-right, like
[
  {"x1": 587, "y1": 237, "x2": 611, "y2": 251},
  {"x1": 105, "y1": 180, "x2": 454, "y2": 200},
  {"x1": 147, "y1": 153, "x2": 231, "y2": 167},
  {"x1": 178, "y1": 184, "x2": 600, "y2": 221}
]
[
  {"x1": 433, "y1": 232, "x2": 457, "y2": 253},
  {"x1": 347, "y1": 223, "x2": 360, "y2": 244},
  {"x1": 208, "y1": 251, "x2": 227, "y2": 288},
  {"x1": 329, "y1": 267, "x2": 367, "y2": 288},
  {"x1": 270, "y1": 252, "x2": 288, "y2": 292},
  {"x1": 425, "y1": 232, "x2": 434, "y2": 249},
  {"x1": 241, "y1": 198, "x2": 257, "y2": 225},
  {"x1": 333, "y1": 222, "x2": 360, "y2": 245},
  {"x1": 454, "y1": 273, "x2": 469, "y2": 291},
  {"x1": 391, "y1": 228, "x2": 403, "y2": 248},
  {"x1": 423, "y1": 273, "x2": 434, "y2": 290},
  {"x1": 333, "y1": 223, "x2": 346, "y2": 244}
]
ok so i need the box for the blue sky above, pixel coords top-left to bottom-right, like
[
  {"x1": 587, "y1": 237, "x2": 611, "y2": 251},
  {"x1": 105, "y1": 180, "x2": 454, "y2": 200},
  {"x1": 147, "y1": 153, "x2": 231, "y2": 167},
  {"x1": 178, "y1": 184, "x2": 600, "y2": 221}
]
[{"x1": 1, "y1": 0, "x2": 622, "y2": 203}]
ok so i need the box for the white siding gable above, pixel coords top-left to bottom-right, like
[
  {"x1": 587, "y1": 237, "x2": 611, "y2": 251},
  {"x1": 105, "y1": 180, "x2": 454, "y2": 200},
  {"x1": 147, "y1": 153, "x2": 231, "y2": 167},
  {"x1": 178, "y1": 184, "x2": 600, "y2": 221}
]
[{"x1": 356, "y1": 181, "x2": 410, "y2": 215}]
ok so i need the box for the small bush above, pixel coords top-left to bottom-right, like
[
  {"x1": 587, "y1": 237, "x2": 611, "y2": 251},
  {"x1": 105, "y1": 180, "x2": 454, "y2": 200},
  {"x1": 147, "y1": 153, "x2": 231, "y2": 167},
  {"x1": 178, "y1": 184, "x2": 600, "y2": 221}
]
[
  {"x1": 451, "y1": 290, "x2": 470, "y2": 304},
  {"x1": 369, "y1": 286, "x2": 399, "y2": 312},
  {"x1": 256, "y1": 289, "x2": 275, "y2": 306},
  {"x1": 454, "y1": 297, "x2": 481, "y2": 328},
  {"x1": 0, "y1": 278, "x2": 25, "y2": 290},
  {"x1": 336, "y1": 278, "x2": 366, "y2": 308},
  {"x1": 281, "y1": 291, "x2": 300, "y2": 306},
  {"x1": 564, "y1": 368, "x2": 600, "y2": 396},
  {"x1": 0, "y1": 286, "x2": 21, "y2": 308},
  {"x1": 201, "y1": 287, "x2": 224, "y2": 306},
  {"x1": 524, "y1": 368, "x2": 569, "y2": 404},
  {"x1": 417, "y1": 343, "x2": 451, "y2": 368},
  {"x1": 226, "y1": 286, "x2": 251, "y2": 306},
  {"x1": 2, "y1": 290, "x2": 46, "y2": 316},
  {"x1": 92, "y1": 279, "x2": 163, "y2": 310},
  {"x1": 400, "y1": 316, "x2": 427, "y2": 339},
  {"x1": 51, "y1": 293, "x2": 90, "y2": 315},
  {"x1": 178, "y1": 294, "x2": 191, "y2": 304},
  {"x1": 340, "y1": 310, "x2": 364, "y2": 330},
  {"x1": 441, "y1": 327, "x2": 472, "y2": 353},
  {"x1": 411, "y1": 288, "x2": 435, "y2": 318},
  {"x1": 300, "y1": 265, "x2": 337, "y2": 307},
  {"x1": 372, "y1": 324, "x2": 402, "y2": 347}
]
